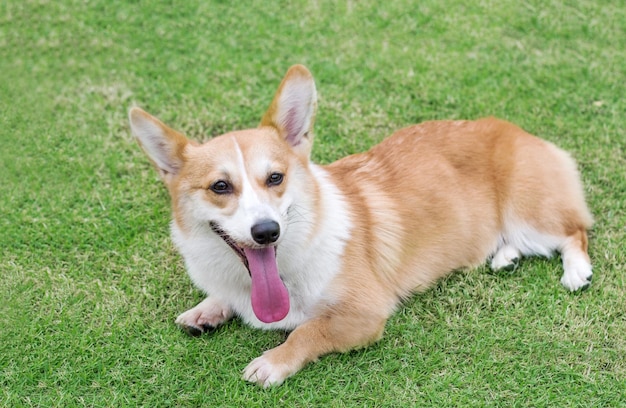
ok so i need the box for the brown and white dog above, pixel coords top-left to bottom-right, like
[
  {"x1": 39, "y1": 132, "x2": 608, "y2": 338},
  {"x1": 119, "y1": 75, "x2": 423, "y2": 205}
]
[{"x1": 129, "y1": 65, "x2": 593, "y2": 387}]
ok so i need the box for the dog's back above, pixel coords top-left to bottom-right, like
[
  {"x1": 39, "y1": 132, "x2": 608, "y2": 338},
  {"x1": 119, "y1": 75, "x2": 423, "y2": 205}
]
[{"x1": 326, "y1": 117, "x2": 592, "y2": 299}]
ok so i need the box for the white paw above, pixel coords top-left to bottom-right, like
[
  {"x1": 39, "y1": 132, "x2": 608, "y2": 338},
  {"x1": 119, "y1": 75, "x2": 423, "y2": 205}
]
[
  {"x1": 242, "y1": 354, "x2": 292, "y2": 388},
  {"x1": 175, "y1": 297, "x2": 233, "y2": 336},
  {"x1": 561, "y1": 257, "x2": 592, "y2": 292},
  {"x1": 490, "y1": 245, "x2": 521, "y2": 271}
]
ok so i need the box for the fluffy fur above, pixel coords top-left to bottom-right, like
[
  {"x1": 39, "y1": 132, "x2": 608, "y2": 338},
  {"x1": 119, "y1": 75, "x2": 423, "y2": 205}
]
[{"x1": 128, "y1": 65, "x2": 593, "y2": 387}]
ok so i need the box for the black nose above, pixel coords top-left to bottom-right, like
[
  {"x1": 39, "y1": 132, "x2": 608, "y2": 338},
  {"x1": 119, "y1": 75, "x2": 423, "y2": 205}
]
[{"x1": 251, "y1": 220, "x2": 280, "y2": 245}]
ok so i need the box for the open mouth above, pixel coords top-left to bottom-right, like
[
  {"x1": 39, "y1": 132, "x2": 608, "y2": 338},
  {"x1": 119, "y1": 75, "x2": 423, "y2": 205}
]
[
  {"x1": 209, "y1": 221, "x2": 290, "y2": 324},
  {"x1": 210, "y1": 222, "x2": 249, "y2": 272}
]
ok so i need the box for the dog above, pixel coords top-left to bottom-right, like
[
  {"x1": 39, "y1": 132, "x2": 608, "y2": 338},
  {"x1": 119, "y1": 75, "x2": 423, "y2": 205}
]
[{"x1": 128, "y1": 65, "x2": 593, "y2": 387}]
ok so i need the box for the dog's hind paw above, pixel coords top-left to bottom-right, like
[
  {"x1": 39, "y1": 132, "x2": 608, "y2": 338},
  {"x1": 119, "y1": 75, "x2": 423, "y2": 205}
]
[
  {"x1": 175, "y1": 297, "x2": 233, "y2": 336},
  {"x1": 561, "y1": 259, "x2": 592, "y2": 292},
  {"x1": 490, "y1": 245, "x2": 521, "y2": 272}
]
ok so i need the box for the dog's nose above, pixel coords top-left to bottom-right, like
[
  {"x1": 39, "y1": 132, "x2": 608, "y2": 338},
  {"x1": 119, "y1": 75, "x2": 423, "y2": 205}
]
[{"x1": 251, "y1": 220, "x2": 280, "y2": 245}]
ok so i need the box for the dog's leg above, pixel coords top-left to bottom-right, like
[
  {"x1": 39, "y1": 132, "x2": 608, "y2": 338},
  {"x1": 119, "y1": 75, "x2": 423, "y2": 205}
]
[
  {"x1": 559, "y1": 228, "x2": 592, "y2": 292},
  {"x1": 243, "y1": 308, "x2": 388, "y2": 387},
  {"x1": 175, "y1": 297, "x2": 234, "y2": 336},
  {"x1": 490, "y1": 244, "x2": 521, "y2": 271}
]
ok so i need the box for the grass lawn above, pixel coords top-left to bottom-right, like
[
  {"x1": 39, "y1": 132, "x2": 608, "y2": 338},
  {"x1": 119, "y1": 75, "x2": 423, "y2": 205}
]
[{"x1": 1, "y1": 0, "x2": 625, "y2": 406}]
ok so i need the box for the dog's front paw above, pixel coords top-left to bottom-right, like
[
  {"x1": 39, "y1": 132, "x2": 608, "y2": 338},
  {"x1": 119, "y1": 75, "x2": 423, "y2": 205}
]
[
  {"x1": 175, "y1": 297, "x2": 233, "y2": 336},
  {"x1": 242, "y1": 352, "x2": 295, "y2": 388}
]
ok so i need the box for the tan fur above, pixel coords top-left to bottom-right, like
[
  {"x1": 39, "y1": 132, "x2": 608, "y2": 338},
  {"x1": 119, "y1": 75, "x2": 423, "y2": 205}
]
[
  {"x1": 129, "y1": 65, "x2": 592, "y2": 387},
  {"x1": 330, "y1": 118, "x2": 592, "y2": 293},
  {"x1": 249, "y1": 118, "x2": 592, "y2": 382}
]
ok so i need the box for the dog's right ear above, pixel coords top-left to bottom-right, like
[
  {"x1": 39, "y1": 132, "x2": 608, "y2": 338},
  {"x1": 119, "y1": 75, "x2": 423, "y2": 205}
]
[{"x1": 128, "y1": 107, "x2": 189, "y2": 184}]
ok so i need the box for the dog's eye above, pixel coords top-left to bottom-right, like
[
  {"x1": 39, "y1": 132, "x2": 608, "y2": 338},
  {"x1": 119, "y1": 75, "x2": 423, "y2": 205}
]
[
  {"x1": 210, "y1": 180, "x2": 232, "y2": 194},
  {"x1": 267, "y1": 172, "x2": 284, "y2": 186}
]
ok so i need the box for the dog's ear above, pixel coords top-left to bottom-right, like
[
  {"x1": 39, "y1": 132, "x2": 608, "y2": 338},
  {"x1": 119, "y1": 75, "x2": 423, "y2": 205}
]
[
  {"x1": 129, "y1": 107, "x2": 189, "y2": 185},
  {"x1": 260, "y1": 65, "x2": 317, "y2": 158}
]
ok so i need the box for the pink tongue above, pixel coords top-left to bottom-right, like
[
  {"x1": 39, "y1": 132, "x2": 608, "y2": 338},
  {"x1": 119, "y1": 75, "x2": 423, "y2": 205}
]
[{"x1": 244, "y1": 247, "x2": 290, "y2": 323}]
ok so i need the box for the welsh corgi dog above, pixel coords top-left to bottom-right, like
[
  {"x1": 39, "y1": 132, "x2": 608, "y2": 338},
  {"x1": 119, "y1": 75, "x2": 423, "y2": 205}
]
[{"x1": 129, "y1": 65, "x2": 593, "y2": 387}]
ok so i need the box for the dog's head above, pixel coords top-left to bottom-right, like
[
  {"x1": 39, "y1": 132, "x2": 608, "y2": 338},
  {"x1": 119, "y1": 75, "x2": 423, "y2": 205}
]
[{"x1": 129, "y1": 65, "x2": 318, "y2": 323}]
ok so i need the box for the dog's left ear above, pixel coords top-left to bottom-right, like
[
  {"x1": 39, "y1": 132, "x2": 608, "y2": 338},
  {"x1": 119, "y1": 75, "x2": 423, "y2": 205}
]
[{"x1": 260, "y1": 65, "x2": 317, "y2": 158}]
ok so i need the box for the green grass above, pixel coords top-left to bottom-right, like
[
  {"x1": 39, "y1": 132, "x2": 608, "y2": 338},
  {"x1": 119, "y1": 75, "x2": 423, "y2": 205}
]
[{"x1": 1, "y1": 0, "x2": 625, "y2": 406}]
